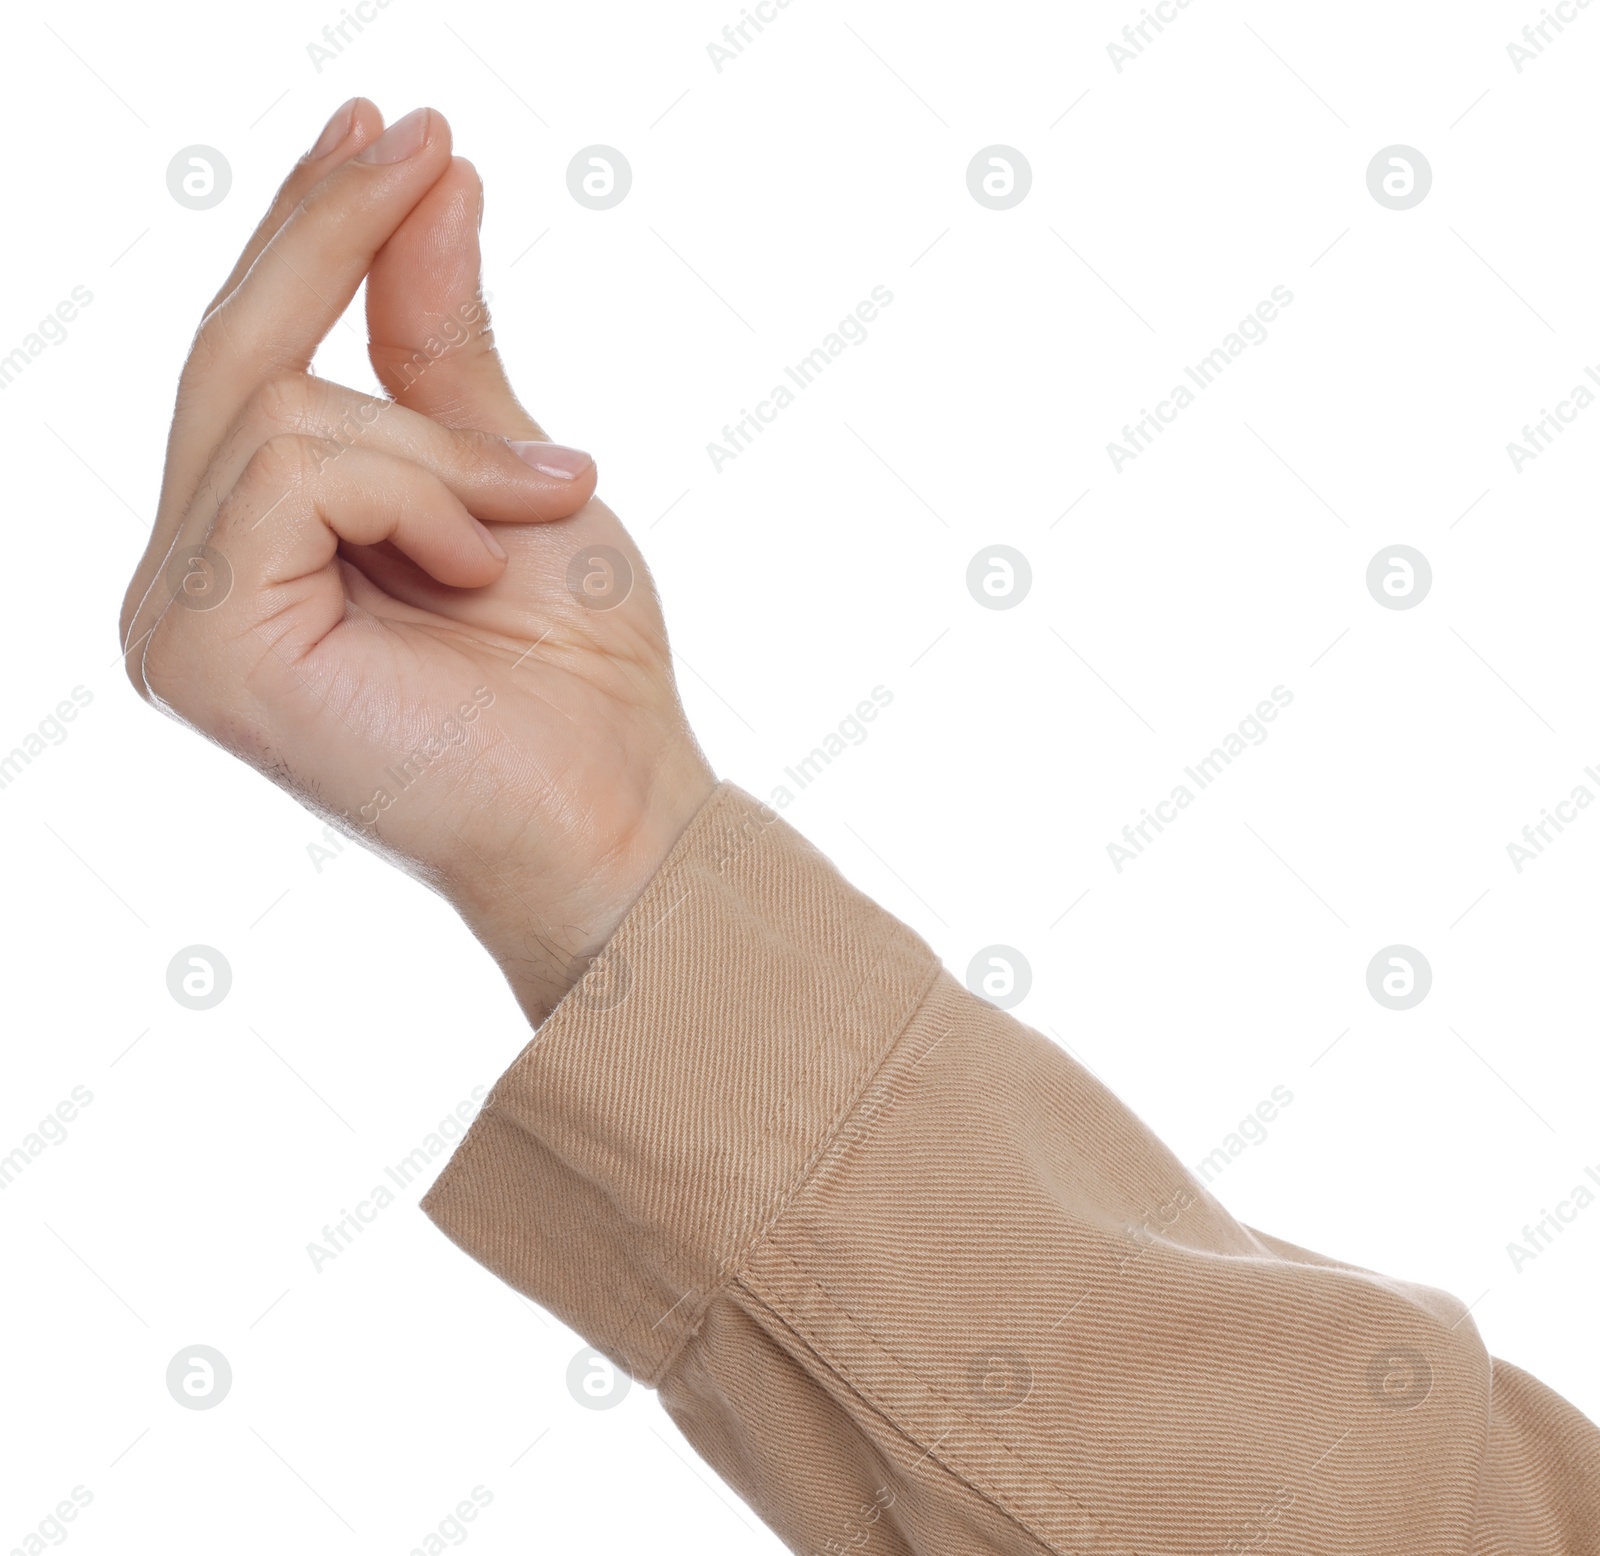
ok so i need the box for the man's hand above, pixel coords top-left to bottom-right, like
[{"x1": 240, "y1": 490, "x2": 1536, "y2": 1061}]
[{"x1": 120, "y1": 100, "x2": 715, "y2": 1021}]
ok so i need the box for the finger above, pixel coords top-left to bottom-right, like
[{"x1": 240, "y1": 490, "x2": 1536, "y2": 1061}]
[
  {"x1": 201, "y1": 98, "x2": 386, "y2": 319},
  {"x1": 240, "y1": 437, "x2": 505, "y2": 583},
  {"x1": 191, "y1": 440, "x2": 507, "y2": 668},
  {"x1": 121, "y1": 373, "x2": 596, "y2": 654},
  {"x1": 167, "y1": 107, "x2": 455, "y2": 511},
  {"x1": 213, "y1": 373, "x2": 595, "y2": 526},
  {"x1": 366, "y1": 156, "x2": 576, "y2": 457}
]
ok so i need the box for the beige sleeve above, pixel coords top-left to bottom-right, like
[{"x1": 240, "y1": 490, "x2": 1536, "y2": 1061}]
[{"x1": 421, "y1": 782, "x2": 1600, "y2": 1556}]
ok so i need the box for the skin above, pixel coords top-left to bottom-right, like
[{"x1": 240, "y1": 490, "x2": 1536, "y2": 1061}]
[{"x1": 120, "y1": 100, "x2": 716, "y2": 1024}]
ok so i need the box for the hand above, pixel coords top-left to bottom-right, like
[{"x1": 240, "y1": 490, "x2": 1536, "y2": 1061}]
[{"x1": 120, "y1": 101, "x2": 716, "y2": 1022}]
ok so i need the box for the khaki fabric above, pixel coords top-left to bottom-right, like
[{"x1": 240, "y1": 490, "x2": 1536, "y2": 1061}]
[{"x1": 422, "y1": 782, "x2": 1600, "y2": 1555}]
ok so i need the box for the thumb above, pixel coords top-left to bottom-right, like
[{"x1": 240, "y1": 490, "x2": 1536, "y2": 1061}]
[{"x1": 365, "y1": 155, "x2": 570, "y2": 457}]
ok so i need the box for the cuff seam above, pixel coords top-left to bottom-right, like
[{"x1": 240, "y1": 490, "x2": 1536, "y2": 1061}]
[
  {"x1": 418, "y1": 785, "x2": 752, "y2": 1236},
  {"x1": 744, "y1": 1240, "x2": 1103, "y2": 1549},
  {"x1": 646, "y1": 950, "x2": 944, "y2": 1387}
]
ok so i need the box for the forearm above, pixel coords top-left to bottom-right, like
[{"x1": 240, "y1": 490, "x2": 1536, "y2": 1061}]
[{"x1": 423, "y1": 781, "x2": 1600, "y2": 1556}]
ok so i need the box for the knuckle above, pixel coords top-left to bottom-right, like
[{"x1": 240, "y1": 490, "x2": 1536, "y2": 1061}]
[
  {"x1": 454, "y1": 426, "x2": 509, "y2": 473},
  {"x1": 333, "y1": 389, "x2": 390, "y2": 447},
  {"x1": 253, "y1": 370, "x2": 313, "y2": 428},
  {"x1": 247, "y1": 432, "x2": 322, "y2": 490},
  {"x1": 187, "y1": 305, "x2": 230, "y2": 372}
]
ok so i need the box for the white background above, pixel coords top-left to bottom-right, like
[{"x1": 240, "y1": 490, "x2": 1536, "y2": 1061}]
[{"x1": 3, "y1": 0, "x2": 1598, "y2": 1551}]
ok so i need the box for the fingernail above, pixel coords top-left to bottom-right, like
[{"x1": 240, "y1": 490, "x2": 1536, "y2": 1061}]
[
  {"x1": 308, "y1": 98, "x2": 358, "y2": 160},
  {"x1": 471, "y1": 517, "x2": 507, "y2": 560},
  {"x1": 508, "y1": 441, "x2": 593, "y2": 480},
  {"x1": 356, "y1": 107, "x2": 432, "y2": 165}
]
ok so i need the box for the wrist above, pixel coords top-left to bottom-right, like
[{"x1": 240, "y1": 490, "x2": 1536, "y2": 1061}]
[{"x1": 451, "y1": 739, "x2": 718, "y2": 1025}]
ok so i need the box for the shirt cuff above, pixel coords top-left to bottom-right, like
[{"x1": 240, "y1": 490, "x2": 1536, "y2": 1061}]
[{"x1": 420, "y1": 781, "x2": 942, "y2": 1385}]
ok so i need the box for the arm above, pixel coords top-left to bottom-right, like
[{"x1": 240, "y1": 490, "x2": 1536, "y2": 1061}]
[
  {"x1": 124, "y1": 100, "x2": 1600, "y2": 1556},
  {"x1": 428, "y1": 780, "x2": 1600, "y2": 1556}
]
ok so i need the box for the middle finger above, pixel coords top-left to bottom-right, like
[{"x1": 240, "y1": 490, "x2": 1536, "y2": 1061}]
[{"x1": 122, "y1": 373, "x2": 595, "y2": 650}]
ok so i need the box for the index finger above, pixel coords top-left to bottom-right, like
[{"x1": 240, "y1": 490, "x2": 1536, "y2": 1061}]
[
  {"x1": 165, "y1": 107, "x2": 457, "y2": 534},
  {"x1": 199, "y1": 96, "x2": 386, "y2": 320}
]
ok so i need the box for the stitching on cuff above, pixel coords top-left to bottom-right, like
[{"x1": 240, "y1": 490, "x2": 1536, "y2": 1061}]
[
  {"x1": 644, "y1": 953, "x2": 943, "y2": 1388},
  {"x1": 746, "y1": 1242, "x2": 1104, "y2": 1553}
]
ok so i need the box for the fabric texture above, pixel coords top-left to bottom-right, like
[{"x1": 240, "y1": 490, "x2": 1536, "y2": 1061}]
[{"x1": 422, "y1": 781, "x2": 1600, "y2": 1555}]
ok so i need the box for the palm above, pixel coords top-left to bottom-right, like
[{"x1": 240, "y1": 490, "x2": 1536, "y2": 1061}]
[{"x1": 279, "y1": 495, "x2": 676, "y2": 891}]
